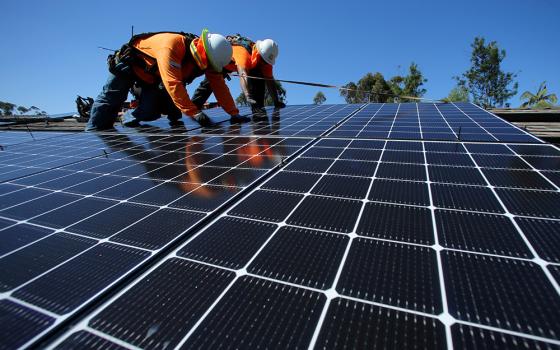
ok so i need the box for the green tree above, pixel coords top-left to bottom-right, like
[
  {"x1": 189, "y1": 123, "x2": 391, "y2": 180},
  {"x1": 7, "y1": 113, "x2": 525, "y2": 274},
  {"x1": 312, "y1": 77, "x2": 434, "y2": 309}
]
[
  {"x1": 520, "y1": 81, "x2": 558, "y2": 108},
  {"x1": 265, "y1": 81, "x2": 286, "y2": 106},
  {"x1": 236, "y1": 81, "x2": 287, "y2": 106},
  {"x1": 340, "y1": 72, "x2": 393, "y2": 103},
  {"x1": 444, "y1": 85, "x2": 470, "y2": 102},
  {"x1": 455, "y1": 37, "x2": 518, "y2": 108},
  {"x1": 341, "y1": 64, "x2": 427, "y2": 104},
  {"x1": 389, "y1": 63, "x2": 427, "y2": 101},
  {"x1": 236, "y1": 93, "x2": 249, "y2": 107},
  {"x1": 313, "y1": 91, "x2": 326, "y2": 105},
  {"x1": 0, "y1": 101, "x2": 16, "y2": 116},
  {"x1": 17, "y1": 106, "x2": 30, "y2": 115}
]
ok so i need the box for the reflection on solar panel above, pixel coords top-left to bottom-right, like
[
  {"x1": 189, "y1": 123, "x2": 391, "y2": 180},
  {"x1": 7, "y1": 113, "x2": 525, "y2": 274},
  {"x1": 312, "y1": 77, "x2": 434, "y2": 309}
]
[{"x1": 0, "y1": 102, "x2": 559, "y2": 349}]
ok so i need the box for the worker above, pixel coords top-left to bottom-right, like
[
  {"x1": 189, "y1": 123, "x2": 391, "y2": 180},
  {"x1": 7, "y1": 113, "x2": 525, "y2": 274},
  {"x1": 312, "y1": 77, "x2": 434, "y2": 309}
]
[
  {"x1": 86, "y1": 29, "x2": 248, "y2": 131},
  {"x1": 191, "y1": 35, "x2": 286, "y2": 114}
]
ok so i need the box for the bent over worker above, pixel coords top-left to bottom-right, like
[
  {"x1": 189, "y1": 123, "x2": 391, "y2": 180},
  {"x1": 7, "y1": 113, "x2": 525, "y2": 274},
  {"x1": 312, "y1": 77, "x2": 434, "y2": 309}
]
[
  {"x1": 191, "y1": 35, "x2": 285, "y2": 114},
  {"x1": 87, "y1": 29, "x2": 245, "y2": 131}
]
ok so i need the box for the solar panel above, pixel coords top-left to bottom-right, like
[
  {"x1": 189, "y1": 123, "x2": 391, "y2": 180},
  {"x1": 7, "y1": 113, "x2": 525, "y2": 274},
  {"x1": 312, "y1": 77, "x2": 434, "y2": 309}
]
[{"x1": 1, "y1": 102, "x2": 559, "y2": 349}]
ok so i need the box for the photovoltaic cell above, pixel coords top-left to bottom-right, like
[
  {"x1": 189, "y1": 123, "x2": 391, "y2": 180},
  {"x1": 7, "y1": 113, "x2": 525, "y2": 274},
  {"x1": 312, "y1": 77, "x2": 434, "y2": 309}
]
[
  {"x1": 248, "y1": 226, "x2": 348, "y2": 289},
  {"x1": 179, "y1": 276, "x2": 325, "y2": 349},
  {"x1": 13, "y1": 243, "x2": 150, "y2": 314},
  {"x1": 357, "y1": 202, "x2": 434, "y2": 244},
  {"x1": 177, "y1": 217, "x2": 277, "y2": 269},
  {"x1": 442, "y1": 251, "x2": 560, "y2": 338},
  {"x1": 451, "y1": 324, "x2": 560, "y2": 350},
  {"x1": 337, "y1": 238, "x2": 442, "y2": 314},
  {"x1": 0, "y1": 300, "x2": 54, "y2": 349},
  {"x1": 54, "y1": 331, "x2": 128, "y2": 350},
  {"x1": 89, "y1": 259, "x2": 235, "y2": 349},
  {"x1": 316, "y1": 298, "x2": 447, "y2": 349}
]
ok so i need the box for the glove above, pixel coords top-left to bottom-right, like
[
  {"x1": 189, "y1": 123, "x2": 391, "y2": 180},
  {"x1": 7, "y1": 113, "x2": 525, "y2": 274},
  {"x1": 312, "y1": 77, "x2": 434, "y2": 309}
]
[
  {"x1": 194, "y1": 111, "x2": 212, "y2": 127},
  {"x1": 274, "y1": 101, "x2": 286, "y2": 109},
  {"x1": 251, "y1": 104, "x2": 266, "y2": 114},
  {"x1": 230, "y1": 114, "x2": 251, "y2": 124}
]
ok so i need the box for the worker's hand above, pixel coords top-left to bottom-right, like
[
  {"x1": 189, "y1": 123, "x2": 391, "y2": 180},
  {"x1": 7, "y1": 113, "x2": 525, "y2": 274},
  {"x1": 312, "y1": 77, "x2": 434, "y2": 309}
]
[
  {"x1": 194, "y1": 111, "x2": 212, "y2": 127},
  {"x1": 246, "y1": 98, "x2": 257, "y2": 105},
  {"x1": 230, "y1": 114, "x2": 251, "y2": 124},
  {"x1": 251, "y1": 104, "x2": 266, "y2": 115},
  {"x1": 274, "y1": 101, "x2": 286, "y2": 109}
]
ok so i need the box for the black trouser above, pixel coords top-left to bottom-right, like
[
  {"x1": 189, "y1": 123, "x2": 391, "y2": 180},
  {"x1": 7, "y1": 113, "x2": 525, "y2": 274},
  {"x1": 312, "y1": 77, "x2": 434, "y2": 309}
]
[
  {"x1": 247, "y1": 68, "x2": 266, "y2": 108},
  {"x1": 130, "y1": 82, "x2": 182, "y2": 121},
  {"x1": 191, "y1": 68, "x2": 266, "y2": 109}
]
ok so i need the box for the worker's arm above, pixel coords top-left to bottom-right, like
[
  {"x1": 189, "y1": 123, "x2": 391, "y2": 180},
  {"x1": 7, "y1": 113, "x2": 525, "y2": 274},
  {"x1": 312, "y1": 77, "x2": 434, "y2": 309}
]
[
  {"x1": 237, "y1": 67, "x2": 253, "y2": 103},
  {"x1": 155, "y1": 47, "x2": 200, "y2": 117},
  {"x1": 263, "y1": 67, "x2": 284, "y2": 108},
  {"x1": 205, "y1": 70, "x2": 240, "y2": 116}
]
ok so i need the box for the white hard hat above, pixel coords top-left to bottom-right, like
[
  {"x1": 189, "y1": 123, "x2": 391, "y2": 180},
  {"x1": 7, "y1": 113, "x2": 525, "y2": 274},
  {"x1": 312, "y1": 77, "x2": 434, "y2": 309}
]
[
  {"x1": 201, "y1": 29, "x2": 233, "y2": 72},
  {"x1": 255, "y1": 39, "x2": 279, "y2": 65}
]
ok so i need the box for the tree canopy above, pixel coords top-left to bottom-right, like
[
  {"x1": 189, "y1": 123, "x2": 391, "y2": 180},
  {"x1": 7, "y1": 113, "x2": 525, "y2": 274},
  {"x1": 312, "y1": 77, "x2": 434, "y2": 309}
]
[
  {"x1": 0, "y1": 101, "x2": 47, "y2": 116},
  {"x1": 313, "y1": 91, "x2": 326, "y2": 105},
  {"x1": 520, "y1": 81, "x2": 558, "y2": 108},
  {"x1": 455, "y1": 37, "x2": 518, "y2": 108},
  {"x1": 340, "y1": 63, "x2": 427, "y2": 103},
  {"x1": 443, "y1": 85, "x2": 470, "y2": 102}
]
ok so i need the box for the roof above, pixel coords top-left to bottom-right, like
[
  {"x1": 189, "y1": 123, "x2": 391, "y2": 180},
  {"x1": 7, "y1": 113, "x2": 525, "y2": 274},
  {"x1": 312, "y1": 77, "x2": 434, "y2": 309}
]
[{"x1": 1, "y1": 102, "x2": 559, "y2": 349}]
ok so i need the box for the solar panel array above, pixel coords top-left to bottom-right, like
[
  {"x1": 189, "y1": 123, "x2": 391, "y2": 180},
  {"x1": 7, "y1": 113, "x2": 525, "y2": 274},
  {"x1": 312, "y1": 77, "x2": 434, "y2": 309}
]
[{"x1": 0, "y1": 102, "x2": 559, "y2": 349}]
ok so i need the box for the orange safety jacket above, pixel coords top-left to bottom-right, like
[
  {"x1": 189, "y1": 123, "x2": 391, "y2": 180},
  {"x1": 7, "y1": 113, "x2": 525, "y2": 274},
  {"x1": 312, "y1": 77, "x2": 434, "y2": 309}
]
[
  {"x1": 130, "y1": 33, "x2": 239, "y2": 117},
  {"x1": 224, "y1": 44, "x2": 273, "y2": 79}
]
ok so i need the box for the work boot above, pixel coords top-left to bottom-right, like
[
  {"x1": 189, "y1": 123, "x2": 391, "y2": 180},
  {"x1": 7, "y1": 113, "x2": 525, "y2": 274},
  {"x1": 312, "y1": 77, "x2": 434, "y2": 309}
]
[
  {"x1": 123, "y1": 119, "x2": 141, "y2": 128},
  {"x1": 230, "y1": 115, "x2": 251, "y2": 124},
  {"x1": 194, "y1": 111, "x2": 213, "y2": 127}
]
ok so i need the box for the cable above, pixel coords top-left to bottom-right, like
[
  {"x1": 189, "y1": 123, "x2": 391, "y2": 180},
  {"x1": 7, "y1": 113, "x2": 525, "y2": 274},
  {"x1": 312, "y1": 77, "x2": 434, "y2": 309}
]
[{"x1": 231, "y1": 73, "x2": 443, "y2": 103}]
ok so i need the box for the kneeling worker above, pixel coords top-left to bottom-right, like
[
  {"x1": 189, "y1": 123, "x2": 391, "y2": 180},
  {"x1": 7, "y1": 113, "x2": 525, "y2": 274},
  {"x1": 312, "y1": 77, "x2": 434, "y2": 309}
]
[
  {"x1": 191, "y1": 35, "x2": 285, "y2": 114},
  {"x1": 87, "y1": 29, "x2": 245, "y2": 131}
]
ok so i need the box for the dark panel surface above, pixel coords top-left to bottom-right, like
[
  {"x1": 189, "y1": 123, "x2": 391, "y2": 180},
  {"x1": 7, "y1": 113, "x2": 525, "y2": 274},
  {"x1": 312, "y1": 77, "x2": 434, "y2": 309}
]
[
  {"x1": 228, "y1": 190, "x2": 303, "y2": 222},
  {"x1": 376, "y1": 162, "x2": 427, "y2": 181},
  {"x1": 431, "y1": 184, "x2": 504, "y2": 213},
  {"x1": 483, "y1": 168, "x2": 556, "y2": 190},
  {"x1": 180, "y1": 276, "x2": 325, "y2": 349},
  {"x1": 436, "y1": 210, "x2": 532, "y2": 258},
  {"x1": 496, "y1": 188, "x2": 560, "y2": 218},
  {"x1": 54, "y1": 331, "x2": 129, "y2": 350},
  {"x1": 0, "y1": 233, "x2": 96, "y2": 292},
  {"x1": 357, "y1": 203, "x2": 434, "y2": 245},
  {"x1": 178, "y1": 217, "x2": 277, "y2": 269},
  {"x1": 451, "y1": 323, "x2": 560, "y2": 350},
  {"x1": 443, "y1": 251, "x2": 560, "y2": 338},
  {"x1": 13, "y1": 243, "x2": 150, "y2": 314},
  {"x1": 67, "y1": 202, "x2": 157, "y2": 238},
  {"x1": 90, "y1": 259, "x2": 235, "y2": 349},
  {"x1": 261, "y1": 170, "x2": 321, "y2": 193},
  {"x1": 0, "y1": 191, "x2": 81, "y2": 220},
  {"x1": 287, "y1": 195, "x2": 362, "y2": 233},
  {"x1": 428, "y1": 165, "x2": 486, "y2": 185},
  {"x1": 111, "y1": 208, "x2": 205, "y2": 250},
  {"x1": 0, "y1": 224, "x2": 53, "y2": 255},
  {"x1": 368, "y1": 179, "x2": 430, "y2": 206},
  {"x1": 328, "y1": 159, "x2": 378, "y2": 177},
  {"x1": 168, "y1": 185, "x2": 239, "y2": 212},
  {"x1": 515, "y1": 217, "x2": 560, "y2": 263},
  {"x1": 30, "y1": 197, "x2": 116, "y2": 229},
  {"x1": 0, "y1": 299, "x2": 54, "y2": 349},
  {"x1": 311, "y1": 174, "x2": 370, "y2": 199},
  {"x1": 337, "y1": 238, "x2": 442, "y2": 314},
  {"x1": 316, "y1": 298, "x2": 447, "y2": 350},
  {"x1": 248, "y1": 226, "x2": 348, "y2": 289}
]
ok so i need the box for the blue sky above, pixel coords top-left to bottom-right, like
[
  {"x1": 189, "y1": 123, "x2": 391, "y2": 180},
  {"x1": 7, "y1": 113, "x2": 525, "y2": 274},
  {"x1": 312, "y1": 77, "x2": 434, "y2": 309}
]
[{"x1": 0, "y1": 0, "x2": 558, "y2": 113}]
